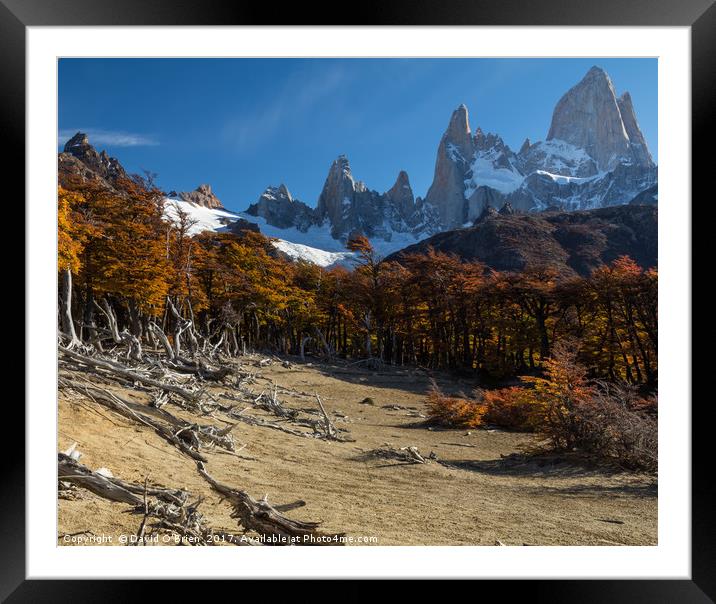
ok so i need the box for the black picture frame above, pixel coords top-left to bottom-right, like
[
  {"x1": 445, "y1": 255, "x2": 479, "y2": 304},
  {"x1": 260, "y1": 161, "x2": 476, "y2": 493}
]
[{"x1": 5, "y1": 0, "x2": 711, "y2": 598}]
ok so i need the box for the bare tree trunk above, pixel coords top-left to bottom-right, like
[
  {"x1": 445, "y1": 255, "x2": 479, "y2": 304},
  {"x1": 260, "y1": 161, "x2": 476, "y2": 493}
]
[
  {"x1": 128, "y1": 299, "x2": 143, "y2": 340},
  {"x1": 148, "y1": 322, "x2": 175, "y2": 360},
  {"x1": 95, "y1": 298, "x2": 143, "y2": 361},
  {"x1": 313, "y1": 327, "x2": 332, "y2": 358},
  {"x1": 82, "y1": 285, "x2": 101, "y2": 351},
  {"x1": 59, "y1": 268, "x2": 81, "y2": 347},
  {"x1": 144, "y1": 315, "x2": 158, "y2": 349},
  {"x1": 300, "y1": 336, "x2": 312, "y2": 361}
]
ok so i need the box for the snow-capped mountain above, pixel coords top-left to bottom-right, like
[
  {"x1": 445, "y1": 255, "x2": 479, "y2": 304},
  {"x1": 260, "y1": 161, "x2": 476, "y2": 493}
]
[
  {"x1": 233, "y1": 154, "x2": 441, "y2": 264},
  {"x1": 424, "y1": 66, "x2": 657, "y2": 227},
  {"x1": 59, "y1": 65, "x2": 657, "y2": 269}
]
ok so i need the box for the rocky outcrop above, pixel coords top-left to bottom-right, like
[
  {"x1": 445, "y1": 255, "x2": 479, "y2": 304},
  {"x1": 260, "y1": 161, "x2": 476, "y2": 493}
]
[
  {"x1": 178, "y1": 184, "x2": 225, "y2": 209},
  {"x1": 385, "y1": 170, "x2": 415, "y2": 223},
  {"x1": 59, "y1": 132, "x2": 129, "y2": 191},
  {"x1": 227, "y1": 217, "x2": 261, "y2": 235},
  {"x1": 243, "y1": 157, "x2": 437, "y2": 245},
  {"x1": 499, "y1": 201, "x2": 515, "y2": 216},
  {"x1": 245, "y1": 184, "x2": 318, "y2": 232},
  {"x1": 628, "y1": 184, "x2": 658, "y2": 206},
  {"x1": 316, "y1": 155, "x2": 382, "y2": 239},
  {"x1": 617, "y1": 92, "x2": 655, "y2": 168},
  {"x1": 474, "y1": 204, "x2": 498, "y2": 224}
]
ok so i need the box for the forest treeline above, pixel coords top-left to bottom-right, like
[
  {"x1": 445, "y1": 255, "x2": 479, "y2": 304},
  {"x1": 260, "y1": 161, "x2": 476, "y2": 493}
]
[{"x1": 58, "y1": 178, "x2": 657, "y2": 388}]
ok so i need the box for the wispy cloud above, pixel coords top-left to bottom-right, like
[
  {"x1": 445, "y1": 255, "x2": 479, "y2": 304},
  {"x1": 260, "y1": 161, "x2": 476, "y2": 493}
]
[
  {"x1": 222, "y1": 66, "x2": 348, "y2": 151},
  {"x1": 58, "y1": 128, "x2": 159, "y2": 148}
]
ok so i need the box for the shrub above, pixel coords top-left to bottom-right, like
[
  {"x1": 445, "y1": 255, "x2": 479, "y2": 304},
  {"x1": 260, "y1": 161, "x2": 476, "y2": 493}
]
[
  {"x1": 482, "y1": 387, "x2": 541, "y2": 431},
  {"x1": 425, "y1": 381, "x2": 487, "y2": 428},
  {"x1": 571, "y1": 382, "x2": 657, "y2": 472},
  {"x1": 426, "y1": 341, "x2": 657, "y2": 472}
]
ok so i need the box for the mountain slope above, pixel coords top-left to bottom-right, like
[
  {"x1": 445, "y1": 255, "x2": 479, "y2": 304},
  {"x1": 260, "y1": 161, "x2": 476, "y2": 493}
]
[{"x1": 388, "y1": 204, "x2": 657, "y2": 278}]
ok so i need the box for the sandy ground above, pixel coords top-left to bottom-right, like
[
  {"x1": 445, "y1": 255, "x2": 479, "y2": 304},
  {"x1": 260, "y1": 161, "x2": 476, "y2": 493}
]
[{"x1": 58, "y1": 355, "x2": 657, "y2": 546}]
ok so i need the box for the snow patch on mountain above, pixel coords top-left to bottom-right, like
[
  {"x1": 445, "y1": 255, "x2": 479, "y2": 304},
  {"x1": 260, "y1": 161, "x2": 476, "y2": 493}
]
[
  {"x1": 162, "y1": 198, "x2": 354, "y2": 268},
  {"x1": 163, "y1": 198, "x2": 239, "y2": 234},
  {"x1": 534, "y1": 170, "x2": 603, "y2": 185},
  {"x1": 465, "y1": 156, "x2": 524, "y2": 196},
  {"x1": 521, "y1": 139, "x2": 597, "y2": 177},
  {"x1": 273, "y1": 240, "x2": 355, "y2": 267}
]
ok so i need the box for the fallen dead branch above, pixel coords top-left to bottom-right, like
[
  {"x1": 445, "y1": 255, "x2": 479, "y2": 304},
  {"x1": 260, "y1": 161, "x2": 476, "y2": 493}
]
[
  {"x1": 58, "y1": 454, "x2": 255, "y2": 546},
  {"x1": 253, "y1": 386, "x2": 299, "y2": 419},
  {"x1": 59, "y1": 346, "x2": 203, "y2": 405},
  {"x1": 58, "y1": 453, "x2": 142, "y2": 505},
  {"x1": 227, "y1": 407, "x2": 317, "y2": 439},
  {"x1": 59, "y1": 378, "x2": 209, "y2": 461},
  {"x1": 315, "y1": 394, "x2": 338, "y2": 439},
  {"x1": 196, "y1": 461, "x2": 345, "y2": 545},
  {"x1": 363, "y1": 445, "x2": 436, "y2": 465}
]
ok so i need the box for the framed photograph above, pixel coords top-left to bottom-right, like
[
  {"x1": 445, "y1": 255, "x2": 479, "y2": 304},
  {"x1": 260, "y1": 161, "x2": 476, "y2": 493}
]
[{"x1": 7, "y1": 0, "x2": 711, "y2": 596}]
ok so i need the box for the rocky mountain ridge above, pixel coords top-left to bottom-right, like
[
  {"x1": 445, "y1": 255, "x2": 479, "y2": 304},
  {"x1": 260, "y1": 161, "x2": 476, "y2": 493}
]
[{"x1": 250, "y1": 65, "x2": 656, "y2": 244}]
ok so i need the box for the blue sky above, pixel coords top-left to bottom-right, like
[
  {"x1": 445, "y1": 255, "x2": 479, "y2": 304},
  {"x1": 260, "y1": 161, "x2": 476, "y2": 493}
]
[{"x1": 58, "y1": 58, "x2": 657, "y2": 212}]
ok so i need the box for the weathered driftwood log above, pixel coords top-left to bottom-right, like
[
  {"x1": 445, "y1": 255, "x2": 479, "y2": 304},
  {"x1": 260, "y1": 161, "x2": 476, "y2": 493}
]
[
  {"x1": 109, "y1": 476, "x2": 189, "y2": 507},
  {"x1": 364, "y1": 445, "x2": 430, "y2": 464},
  {"x1": 228, "y1": 407, "x2": 315, "y2": 439},
  {"x1": 253, "y1": 387, "x2": 298, "y2": 419},
  {"x1": 58, "y1": 454, "x2": 255, "y2": 546},
  {"x1": 169, "y1": 360, "x2": 233, "y2": 382},
  {"x1": 402, "y1": 446, "x2": 428, "y2": 464},
  {"x1": 58, "y1": 453, "x2": 142, "y2": 505},
  {"x1": 196, "y1": 462, "x2": 345, "y2": 545}
]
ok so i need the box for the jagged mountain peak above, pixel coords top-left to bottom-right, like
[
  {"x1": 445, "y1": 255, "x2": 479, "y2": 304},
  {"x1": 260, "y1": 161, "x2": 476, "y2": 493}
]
[
  {"x1": 547, "y1": 65, "x2": 630, "y2": 171},
  {"x1": 584, "y1": 65, "x2": 609, "y2": 80},
  {"x1": 58, "y1": 131, "x2": 129, "y2": 191},
  {"x1": 385, "y1": 170, "x2": 416, "y2": 224},
  {"x1": 423, "y1": 66, "x2": 655, "y2": 224},
  {"x1": 64, "y1": 131, "x2": 91, "y2": 152},
  {"x1": 445, "y1": 104, "x2": 474, "y2": 160},
  {"x1": 261, "y1": 183, "x2": 294, "y2": 202},
  {"x1": 390, "y1": 170, "x2": 411, "y2": 190},
  {"x1": 246, "y1": 182, "x2": 316, "y2": 232},
  {"x1": 616, "y1": 91, "x2": 654, "y2": 168},
  {"x1": 473, "y1": 128, "x2": 510, "y2": 153},
  {"x1": 277, "y1": 183, "x2": 292, "y2": 199},
  {"x1": 332, "y1": 154, "x2": 352, "y2": 174},
  {"x1": 178, "y1": 183, "x2": 225, "y2": 209}
]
